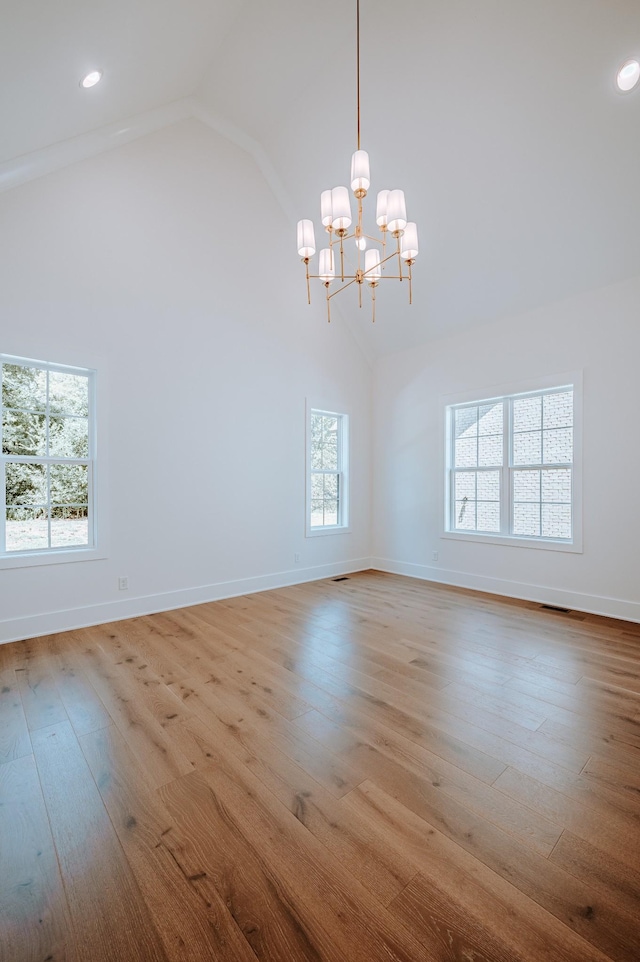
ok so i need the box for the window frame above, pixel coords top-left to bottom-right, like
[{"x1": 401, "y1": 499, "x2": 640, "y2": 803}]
[
  {"x1": 0, "y1": 353, "x2": 103, "y2": 569},
  {"x1": 441, "y1": 372, "x2": 583, "y2": 553},
  {"x1": 306, "y1": 403, "x2": 350, "y2": 537}
]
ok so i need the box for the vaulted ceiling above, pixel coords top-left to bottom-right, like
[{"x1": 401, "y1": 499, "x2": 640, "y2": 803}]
[{"x1": 2, "y1": 0, "x2": 639, "y2": 358}]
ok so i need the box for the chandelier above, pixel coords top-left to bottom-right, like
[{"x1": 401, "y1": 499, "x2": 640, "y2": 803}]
[{"x1": 296, "y1": 0, "x2": 419, "y2": 323}]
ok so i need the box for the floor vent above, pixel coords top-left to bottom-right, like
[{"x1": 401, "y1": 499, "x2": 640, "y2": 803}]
[
  {"x1": 540, "y1": 604, "x2": 571, "y2": 613},
  {"x1": 332, "y1": 576, "x2": 350, "y2": 582}
]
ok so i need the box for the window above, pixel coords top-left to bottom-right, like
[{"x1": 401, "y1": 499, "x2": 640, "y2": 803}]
[
  {"x1": 307, "y1": 408, "x2": 349, "y2": 535},
  {"x1": 1, "y1": 355, "x2": 95, "y2": 558},
  {"x1": 446, "y1": 383, "x2": 579, "y2": 547}
]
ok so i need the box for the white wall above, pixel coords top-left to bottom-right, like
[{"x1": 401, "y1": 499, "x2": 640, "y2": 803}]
[
  {"x1": 372, "y1": 274, "x2": 640, "y2": 622},
  {"x1": 0, "y1": 119, "x2": 373, "y2": 643}
]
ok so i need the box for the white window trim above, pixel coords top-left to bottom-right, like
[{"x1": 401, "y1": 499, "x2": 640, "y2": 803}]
[
  {"x1": 0, "y1": 353, "x2": 108, "y2": 570},
  {"x1": 440, "y1": 371, "x2": 583, "y2": 553},
  {"x1": 305, "y1": 400, "x2": 350, "y2": 538}
]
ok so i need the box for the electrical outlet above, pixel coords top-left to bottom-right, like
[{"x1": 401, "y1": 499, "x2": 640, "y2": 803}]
[
  {"x1": 294, "y1": 553, "x2": 300, "y2": 564},
  {"x1": 118, "y1": 576, "x2": 129, "y2": 591},
  {"x1": 432, "y1": 551, "x2": 439, "y2": 563}
]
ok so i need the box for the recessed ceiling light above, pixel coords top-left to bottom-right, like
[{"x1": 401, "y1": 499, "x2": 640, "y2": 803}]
[
  {"x1": 616, "y1": 59, "x2": 640, "y2": 92},
  {"x1": 80, "y1": 70, "x2": 102, "y2": 89}
]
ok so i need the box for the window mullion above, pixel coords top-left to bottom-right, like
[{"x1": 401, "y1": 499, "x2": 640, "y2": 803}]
[
  {"x1": 450, "y1": 465, "x2": 455, "y2": 532},
  {"x1": 46, "y1": 370, "x2": 52, "y2": 549},
  {"x1": 0, "y1": 461, "x2": 5, "y2": 556},
  {"x1": 449, "y1": 409, "x2": 454, "y2": 531},
  {"x1": 0, "y1": 368, "x2": 4, "y2": 555},
  {"x1": 501, "y1": 398, "x2": 510, "y2": 536}
]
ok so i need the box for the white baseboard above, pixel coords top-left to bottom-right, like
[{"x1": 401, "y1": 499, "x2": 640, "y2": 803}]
[
  {"x1": 6, "y1": 555, "x2": 637, "y2": 644},
  {"x1": 0, "y1": 557, "x2": 374, "y2": 645},
  {"x1": 371, "y1": 557, "x2": 640, "y2": 624}
]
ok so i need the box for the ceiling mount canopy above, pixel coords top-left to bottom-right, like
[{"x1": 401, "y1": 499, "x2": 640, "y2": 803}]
[{"x1": 296, "y1": 0, "x2": 418, "y2": 323}]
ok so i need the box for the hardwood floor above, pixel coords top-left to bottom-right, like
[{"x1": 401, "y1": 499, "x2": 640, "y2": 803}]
[{"x1": 1, "y1": 570, "x2": 640, "y2": 961}]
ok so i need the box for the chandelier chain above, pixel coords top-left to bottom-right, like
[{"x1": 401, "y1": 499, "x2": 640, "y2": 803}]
[{"x1": 356, "y1": 0, "x2": 361, "y2": 151}]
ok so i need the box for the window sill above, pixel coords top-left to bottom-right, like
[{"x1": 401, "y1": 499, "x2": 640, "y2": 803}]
[
  {"x1": 0, "y1": 546, "x2": 107, "y2": 570},
  {"x1": 306, "y1": 525, "x2": 351, "y2": 538},
  {"x1": 442, "y1": 531, "x2": 582, "y2": 553}
]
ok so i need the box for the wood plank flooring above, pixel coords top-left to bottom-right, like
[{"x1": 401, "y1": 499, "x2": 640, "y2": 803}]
[{"x1": 1, "y1": 570, "x2": 639, "y2": 962}]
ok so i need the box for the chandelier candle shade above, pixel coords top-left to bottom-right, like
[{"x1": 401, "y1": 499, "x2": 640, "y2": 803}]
[{"x1": 296, "y1": 0, "x2": 418, "y2": 322}]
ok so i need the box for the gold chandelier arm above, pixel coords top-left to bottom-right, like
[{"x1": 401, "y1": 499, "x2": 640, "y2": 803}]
[
  {"x1": 326, "y1": 275, "x2": 361, "y2": 299},
  {"x1": 309, "y1": 270, "x2": 411, "y2": 282},
  {"x1": 375, "y1": 248, "x2": 403, "y2": 273},
  {"x1": 338, "y1": 236, "x2": 397, "y2": 282},
  {"x1": 370, "y1": 274, "x2": 406, "y2": 280},
  {"x1": 336, "y1": 237, "x2": 362, "y2": 277},
  {"x1": 330, "y1": 230, "x2": 357, "y2": 245},
  {"x1": 308, "y1": 273, "x2": 359, "y2": 280}
]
